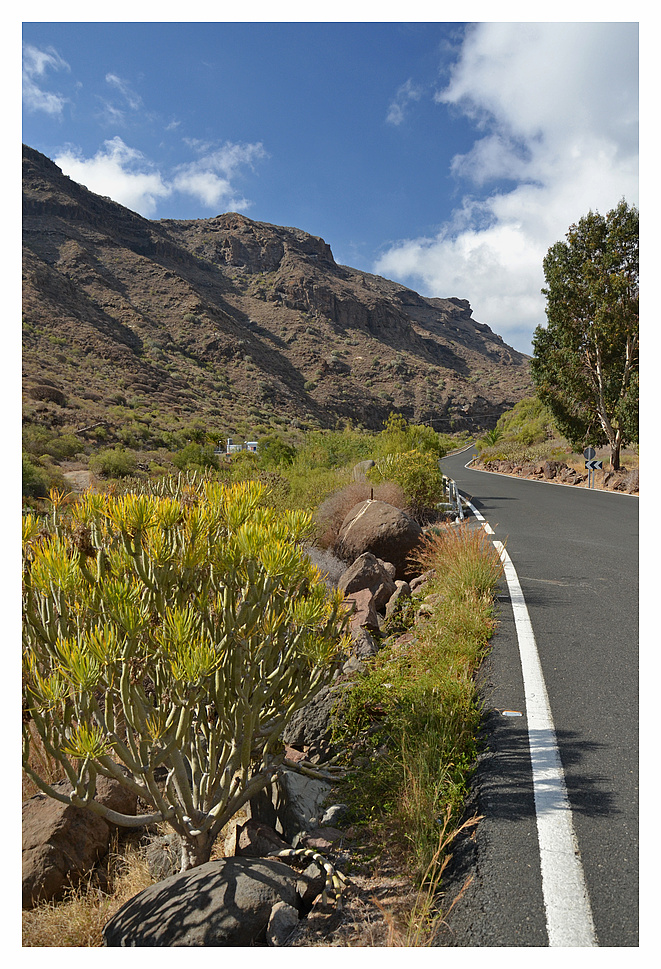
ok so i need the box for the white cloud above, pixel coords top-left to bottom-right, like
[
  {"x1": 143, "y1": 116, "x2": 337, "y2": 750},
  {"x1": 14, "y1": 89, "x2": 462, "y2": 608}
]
[
  {"x1": 54, "y1": 137, "x2": 172, "y2": 216},
  {"x1": 375, "y1": 23, "x2": 639, "y2": 353},
  {"x1": 105, "y1": 73, "x2": 143, "y2": 111},
  {"x1": 22, "y1": 43, "x2": 70, "y2": 116},
  {"x1": 172, "y1": 142, "x2": 267, "y2": 210},
  {"x1": 53, "y1": 137, "x2": 267, "y2": 217},
  {"x1": 386, "y1": 78, "x2": 423, "y2": 126}
]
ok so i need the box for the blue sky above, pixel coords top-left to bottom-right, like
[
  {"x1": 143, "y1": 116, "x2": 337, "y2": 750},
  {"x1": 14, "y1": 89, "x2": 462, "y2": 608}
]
[{"x1": 22, "y1": 16, "x2": 639, "y2": 354}]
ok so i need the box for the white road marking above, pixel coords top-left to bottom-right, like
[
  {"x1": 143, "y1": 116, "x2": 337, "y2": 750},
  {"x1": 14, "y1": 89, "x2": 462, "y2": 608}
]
[{"x1": 462, "y1": 493, "x2": 598, "y2": 947}]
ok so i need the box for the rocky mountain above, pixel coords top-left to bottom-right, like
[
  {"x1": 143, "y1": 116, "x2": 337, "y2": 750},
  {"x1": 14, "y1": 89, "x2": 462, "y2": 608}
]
[{"x1": 22, "y1": 143, "x2": 532, "y2": 453}]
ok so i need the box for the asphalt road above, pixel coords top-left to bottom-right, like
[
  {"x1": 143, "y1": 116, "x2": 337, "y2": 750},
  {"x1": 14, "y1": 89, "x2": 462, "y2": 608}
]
[{"x1": 437, "y1": 449, "x2": 639, "y2": 948}]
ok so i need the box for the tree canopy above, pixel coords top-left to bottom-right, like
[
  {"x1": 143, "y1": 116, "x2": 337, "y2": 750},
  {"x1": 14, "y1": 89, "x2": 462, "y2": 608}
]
[{"x1": 530, "y1": 200, "x2": 638, "y2": 470}]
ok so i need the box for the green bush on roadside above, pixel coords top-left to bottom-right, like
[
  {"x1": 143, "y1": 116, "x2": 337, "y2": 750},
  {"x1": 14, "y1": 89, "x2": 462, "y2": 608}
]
[
  {"x1": 367, "y1": 448, "x2": 445, "y2": 520},
  {"x1": 22, "y1": 454, "x2": 67, "y2": 499},
  {"x1": 476, "y1": 396, "x2": 563, "y2": 460}
]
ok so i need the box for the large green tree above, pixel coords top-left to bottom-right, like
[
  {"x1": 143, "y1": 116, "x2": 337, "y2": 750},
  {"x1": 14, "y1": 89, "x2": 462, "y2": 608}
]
[{"x1": 531, "y1": 200, "x2": 638, "y2": 470}]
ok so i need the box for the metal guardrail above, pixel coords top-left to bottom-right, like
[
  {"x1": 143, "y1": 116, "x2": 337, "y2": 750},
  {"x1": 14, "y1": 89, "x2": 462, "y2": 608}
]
[{"x1": 441, "y1": 474, "x2": 465, "y2": 521}]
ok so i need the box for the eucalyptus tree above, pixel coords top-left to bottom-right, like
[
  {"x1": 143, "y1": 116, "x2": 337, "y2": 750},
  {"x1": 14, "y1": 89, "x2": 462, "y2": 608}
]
[
  {"x1": 531, "y1": 200, "x2": 638, "y2": 470},
  {"x1": 22, "y1": 479, "x2": 349, "y2": 873}
]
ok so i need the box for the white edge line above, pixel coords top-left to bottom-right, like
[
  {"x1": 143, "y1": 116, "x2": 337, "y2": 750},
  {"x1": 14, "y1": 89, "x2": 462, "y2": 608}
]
[{"x1": 462, "y1": 492, "x2": 598, "y2": 948}]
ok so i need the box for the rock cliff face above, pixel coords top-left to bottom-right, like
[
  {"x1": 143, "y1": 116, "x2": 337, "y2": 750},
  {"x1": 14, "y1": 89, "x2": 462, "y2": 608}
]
[{"x1": 22, "y1": 144, "x2": 532, "y2": 441}]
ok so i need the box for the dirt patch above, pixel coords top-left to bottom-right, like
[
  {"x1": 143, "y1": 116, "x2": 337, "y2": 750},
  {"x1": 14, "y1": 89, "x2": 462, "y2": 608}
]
[{"x1": 62, "y1": 469, "x2": 93, "y2": 492}]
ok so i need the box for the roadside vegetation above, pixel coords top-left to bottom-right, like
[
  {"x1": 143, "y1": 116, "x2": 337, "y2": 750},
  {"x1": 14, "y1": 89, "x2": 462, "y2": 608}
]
[
  {"x1": 334, "y1": 523, "x2": 502, "y2": 878},
  {"x1": 474, "y1": 395, "x2": 639, "y2": 485},
  {"x1": 22, "y1": 413, "x2": 499, "y2": 947},
  {"x1": 475, "y1": 396, "x2": 571, "y2": 464}
]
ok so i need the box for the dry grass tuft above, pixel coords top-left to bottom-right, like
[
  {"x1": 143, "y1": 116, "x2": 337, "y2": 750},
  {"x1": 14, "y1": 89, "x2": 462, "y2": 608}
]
[{"x1": 414, "y1": 521, "x2": 503, "y2": 602}]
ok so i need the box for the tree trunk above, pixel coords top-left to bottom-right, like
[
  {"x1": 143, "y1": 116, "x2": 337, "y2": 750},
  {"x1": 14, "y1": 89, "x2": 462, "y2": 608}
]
[
  {"x1": 179, "y1": 829, "x2": 216, "y2": 872},
  {"x1": 610, "y1": 428, "x2": 622, "y2": 471}
]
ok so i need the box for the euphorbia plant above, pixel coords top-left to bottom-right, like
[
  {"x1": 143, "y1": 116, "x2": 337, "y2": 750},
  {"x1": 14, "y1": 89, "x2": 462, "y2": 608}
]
[{"x1": 22, "y1": 480, "x2": 349, "y2": 871}]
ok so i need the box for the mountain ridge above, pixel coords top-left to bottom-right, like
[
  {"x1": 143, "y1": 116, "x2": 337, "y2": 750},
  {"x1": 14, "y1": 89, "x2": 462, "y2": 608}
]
[{"x1": 22, "y1": 143, "x2": 532, "y2": 457}]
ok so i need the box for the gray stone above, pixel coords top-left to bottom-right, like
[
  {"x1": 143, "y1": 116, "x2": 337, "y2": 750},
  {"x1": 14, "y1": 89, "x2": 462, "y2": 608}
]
[
  {"x1": 250, "y1": 769, "x2": 333, "y2": 844},
  {"x1": 282, "y1": 683, "x2": 341, "y2": 750},
  {"x1": 350, "y1": 625, "x2": 379, "y2": 658},
  {"x1": 231, "y1": 819, "x2": 291, "y2": 858},
  {"x1": 267, "y1": 900, "x2": 300, "y2": 946},
  {"x1": 342, "y1": 654, "x2": 366, "y2": 675},
  {"x1": 409, "y1": 569, "x2": 435, "y2": 592},
  {"x1": 103, "y1": 857, "x2": 302, "y2": 947},
  {"x1": 321, "y1": 803, "x2": 350, "y2": 826},
  {"x1": 385, "y1": 580, "x2": 412, "y2": 618},
  {"x1": 343, "y1": 587, "x2": 380, "y2": 631}
]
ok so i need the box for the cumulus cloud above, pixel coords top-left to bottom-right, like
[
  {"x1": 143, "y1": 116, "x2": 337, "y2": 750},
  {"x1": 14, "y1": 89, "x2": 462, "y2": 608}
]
[
  {"x1": 54, "y1": 137, "x2": 172, "y2": 216},
  {"x1": 386, "y1": 78, "x2": 423, "y2": 126},
  {"x1": 172, "y1": 142, "x2": 267, "y2": 209},
  {"x1": 53, "y1": 137, "x2": 267, "y2": 217},
  {"x1": 374, "y1": 23, "x2": 639, "y2": 352},
  {"x1": 22, "y1": 43, "x2": 70, "y2": 116}
]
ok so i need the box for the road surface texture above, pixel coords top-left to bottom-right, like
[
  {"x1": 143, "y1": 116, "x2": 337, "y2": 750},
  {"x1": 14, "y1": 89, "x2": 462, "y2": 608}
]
[{"x1": 436, "y1": 449, "x2": 638, "y2": 948}]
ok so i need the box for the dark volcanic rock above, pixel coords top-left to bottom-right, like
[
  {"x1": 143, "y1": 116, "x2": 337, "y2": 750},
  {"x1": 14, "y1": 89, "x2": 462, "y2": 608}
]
[{"x1": 103, "y1": 857, "x2": 302, "y2": 947}]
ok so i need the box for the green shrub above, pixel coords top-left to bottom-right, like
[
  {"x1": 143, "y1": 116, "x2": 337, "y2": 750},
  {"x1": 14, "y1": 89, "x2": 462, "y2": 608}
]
[
  {"x1": 368, "y1": 449, "x2": 445, "y2": 520},
  {"x1": 257, "y1": 435, "x2": 297, "y2": 468},
  {"x1": 44, "y1": 433, "x2": 82, "y2": 462},
  {"x1": 293, "y1": 427, "x2": 373, "y2": 471},
  {"x1": 88, "y1": 447, "x2": 138, "y2": 479},
  {"x1": 22, "y1": 454, "x2": 57, "y2": 498},
  {"x1": 374, "y1": 413, "x2": 448, "y2": 461},
  {"x1": 170, "y1": 442, "x2": 220, "y2": 472}
]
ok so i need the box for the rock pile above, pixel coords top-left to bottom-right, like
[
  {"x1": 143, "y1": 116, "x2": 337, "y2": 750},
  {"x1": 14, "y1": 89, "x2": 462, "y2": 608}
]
[{"x1": 478, "y1": 458, "x2": 639, "y2": 493}]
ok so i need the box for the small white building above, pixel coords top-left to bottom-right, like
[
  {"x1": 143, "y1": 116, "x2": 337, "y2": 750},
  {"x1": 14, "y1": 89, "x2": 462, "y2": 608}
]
[{"x1": 225, "y1": 438, "x2": 258, "y2": 455}]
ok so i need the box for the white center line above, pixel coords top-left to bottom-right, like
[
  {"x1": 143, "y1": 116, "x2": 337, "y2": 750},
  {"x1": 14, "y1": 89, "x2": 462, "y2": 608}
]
[{"x1": 462, "y1": 493, "x2": 598, "y2": 947}]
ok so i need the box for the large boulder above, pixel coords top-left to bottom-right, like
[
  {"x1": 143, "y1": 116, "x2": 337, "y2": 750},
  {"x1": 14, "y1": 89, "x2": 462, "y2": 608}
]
[
  {"x1": 22, "y1": 775, "x2": 138, "y2": 909},
  {"x1": 337, "y1": 500, "x2": 423, "y2": 579},
  {"x1": 103, "y1": 857, "x2": 305, "y2": 947}
]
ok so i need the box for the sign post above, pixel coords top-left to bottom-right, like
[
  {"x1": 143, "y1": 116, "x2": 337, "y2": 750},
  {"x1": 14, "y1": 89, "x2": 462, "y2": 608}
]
[{"x1": 583, "y1": 447, "x2": 602, "y2": 488}]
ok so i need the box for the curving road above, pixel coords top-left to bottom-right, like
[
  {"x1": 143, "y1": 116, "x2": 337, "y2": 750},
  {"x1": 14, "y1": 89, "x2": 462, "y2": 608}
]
[{"x1": 438, "y1": 448, "x2": 638, "y2": 948}]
